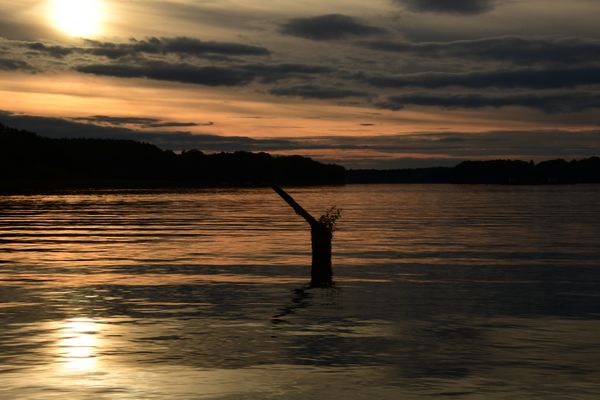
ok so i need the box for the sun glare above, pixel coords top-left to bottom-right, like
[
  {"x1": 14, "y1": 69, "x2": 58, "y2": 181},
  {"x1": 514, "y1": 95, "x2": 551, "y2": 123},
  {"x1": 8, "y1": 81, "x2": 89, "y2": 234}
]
[
  {"x1": 57, "y1": 318, "x2": 100, "y2": 371},
  {"x1": 51, "y1": 0, "x2": 104, "y2": 37}
]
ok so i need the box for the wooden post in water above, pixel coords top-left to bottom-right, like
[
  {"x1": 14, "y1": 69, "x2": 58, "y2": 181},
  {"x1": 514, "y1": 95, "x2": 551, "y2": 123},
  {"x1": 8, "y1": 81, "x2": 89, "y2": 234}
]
[{"x1": 272, "y1": 185, "x2": 333, "y2": 287}]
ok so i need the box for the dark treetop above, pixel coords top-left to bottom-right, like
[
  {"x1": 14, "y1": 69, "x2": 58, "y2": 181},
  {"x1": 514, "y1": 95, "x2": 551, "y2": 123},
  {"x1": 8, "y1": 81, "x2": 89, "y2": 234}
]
[
  {"x1": 348, "y1": 158, "x2": 600, "y2": 184},
  {"x1": 0, "y1": 124, "x2": 346, "y2": 192}
]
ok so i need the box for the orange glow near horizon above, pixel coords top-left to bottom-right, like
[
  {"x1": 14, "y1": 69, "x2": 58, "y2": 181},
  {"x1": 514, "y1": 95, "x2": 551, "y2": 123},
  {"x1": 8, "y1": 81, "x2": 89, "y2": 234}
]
[{"x1": 3, "y1": 72, "x2": 596, "y2": 143}]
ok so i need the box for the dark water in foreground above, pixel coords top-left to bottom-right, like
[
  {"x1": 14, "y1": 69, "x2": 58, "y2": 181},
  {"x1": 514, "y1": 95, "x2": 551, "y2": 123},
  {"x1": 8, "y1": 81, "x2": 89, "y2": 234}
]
[{"x1": 1, "y1": 184, "x2": 600, "y2": 399}]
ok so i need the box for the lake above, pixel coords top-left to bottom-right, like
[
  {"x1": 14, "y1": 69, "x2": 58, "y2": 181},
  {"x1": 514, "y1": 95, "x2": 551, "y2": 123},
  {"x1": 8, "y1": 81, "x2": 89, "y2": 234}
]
[{"x1": 1, "y1": 184, "x2": 599, "y2": 399}]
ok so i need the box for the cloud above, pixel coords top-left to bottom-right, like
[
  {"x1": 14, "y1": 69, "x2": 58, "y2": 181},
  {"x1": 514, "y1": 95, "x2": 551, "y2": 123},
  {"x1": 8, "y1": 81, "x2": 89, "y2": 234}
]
[
  {"x1": 146, "y1": 121, "x2": 207, "y2": 128},
  {"x1": 240, "y1": 63, "x2": 332, "y2": 83},
  {"x1": 377, "y1": 92, "x2": 600, "y2": 113},
  {"x1": 73, "y1": 115, "x2": 204, "y2": 128},
  {"x1": 4, "y1": 36, "x2": 333, "y2": 88},
  {"x1": 82, "y1": 37, "x2": 270, "y2": 59},
  {"x1": 270, "y1": 85, "x2": 368, "y2": 99},
  {"x1": 322, "y1": 130, "x2": 600, "y2": 168},
  {"x1": 76, "y1": 62, "x2": 256, "y2": 86},
  {"x1": 0, "y1": 110, "x2": 287, "y2": 151},
  {"x1": 7, "y1": 37, "x2": 329, "y2": 87},
  {"x1": 74, "y1": 115, "x2": 162, "y2": 126},
  {"x1": 280, "y1": 14, "x2": 384, "y2": 40},
  {"x1": 395, "y1": 0, "x2": 498, "y2": 15},
  {"x1": 363, "y1": 67, "x2": 600, "y2": 89},
  {"x1": 20, "y1": 37, "x2": 270, "y2": 60},
  {"x1": 364, "y1": 37, "x2": 600, "y2": 66},
  {"x1": 76, "y1": 61, "x2": 331, "y2": 86},
  {"x1": 24, "y1": 42, "x2": 75, "y2": 58},
  {"x1": 0, "y1": 57, "x2": 33, "y2": 71},
  {"x1": 275, "y1": 130, "x2": 600, "y2": 161}
]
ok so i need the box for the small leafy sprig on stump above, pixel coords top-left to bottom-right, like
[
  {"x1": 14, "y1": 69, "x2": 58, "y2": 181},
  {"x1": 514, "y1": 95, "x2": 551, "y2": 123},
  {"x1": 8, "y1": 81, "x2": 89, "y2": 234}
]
[{"x1": 318, "y1": 206, "x2": 342, "y2": 233}]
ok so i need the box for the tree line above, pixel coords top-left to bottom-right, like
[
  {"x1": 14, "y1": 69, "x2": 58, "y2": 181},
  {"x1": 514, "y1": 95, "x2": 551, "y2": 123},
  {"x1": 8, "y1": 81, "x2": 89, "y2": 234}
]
[
  {"x1": 0, "y1": 124, "x2": 346, "y2": 191},
  {"x1": 348, "y1": 158, "x2": 600, "y2": 184},
  {"x1": 1, "y1": 123, "x2": 598, "y2": 192}
]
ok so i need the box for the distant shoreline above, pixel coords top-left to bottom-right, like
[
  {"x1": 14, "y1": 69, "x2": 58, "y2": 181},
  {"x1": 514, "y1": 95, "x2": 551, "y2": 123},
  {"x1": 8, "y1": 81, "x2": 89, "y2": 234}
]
[
  {"x1": 2, "y1": 124, "x2": 599, "y2": 193},
  {"x1": 347, "y1": 157, "x2": 600, "y2": 185}
]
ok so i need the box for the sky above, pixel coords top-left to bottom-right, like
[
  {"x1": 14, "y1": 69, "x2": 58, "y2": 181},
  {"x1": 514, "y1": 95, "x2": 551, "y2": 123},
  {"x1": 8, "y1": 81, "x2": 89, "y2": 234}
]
[{"x1": 1, "y1": 0, "x2": 600, "y2": 168}]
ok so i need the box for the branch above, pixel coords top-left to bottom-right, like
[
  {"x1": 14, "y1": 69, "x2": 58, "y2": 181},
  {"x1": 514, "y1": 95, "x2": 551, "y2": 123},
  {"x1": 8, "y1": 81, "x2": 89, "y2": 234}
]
[{"x1": 272, "y1": 185, "x2": 318, "y2": 226}]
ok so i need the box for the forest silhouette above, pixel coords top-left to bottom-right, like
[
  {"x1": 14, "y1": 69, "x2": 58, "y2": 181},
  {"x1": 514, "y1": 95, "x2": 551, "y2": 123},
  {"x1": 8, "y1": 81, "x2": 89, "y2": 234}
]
[
  {"x1": 349, "y1": 158, "x2": 600, "y2": 184},
  {"x1": 0, "y1": 124, "x2": 345, "y2": 191},
  {"x1": 1, "y1": 123, "x2": 598, "y2": 192}
]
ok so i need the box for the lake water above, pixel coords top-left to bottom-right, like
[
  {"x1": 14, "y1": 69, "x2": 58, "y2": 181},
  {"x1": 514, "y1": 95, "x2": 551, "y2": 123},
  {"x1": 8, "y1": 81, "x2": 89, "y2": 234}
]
[{"x1": 1, "y1": 184, "x2": 600, "y2": 399}]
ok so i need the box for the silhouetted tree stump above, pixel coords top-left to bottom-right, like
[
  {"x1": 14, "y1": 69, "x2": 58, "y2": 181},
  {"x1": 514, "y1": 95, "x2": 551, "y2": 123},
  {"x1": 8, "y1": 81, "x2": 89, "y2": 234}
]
[
  {"x1": 309, "y1": 223, "x2": 333, "y2": 286},
  {"x1": 272, "y1": 185, "x2": 334, "y2": 287}
]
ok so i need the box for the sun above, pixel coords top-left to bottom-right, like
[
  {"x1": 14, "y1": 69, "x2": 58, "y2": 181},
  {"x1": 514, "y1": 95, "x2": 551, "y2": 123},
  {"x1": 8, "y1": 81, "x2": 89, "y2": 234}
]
[{"x1": 50, "y1": 0, "x2": 104, "y2": 37}]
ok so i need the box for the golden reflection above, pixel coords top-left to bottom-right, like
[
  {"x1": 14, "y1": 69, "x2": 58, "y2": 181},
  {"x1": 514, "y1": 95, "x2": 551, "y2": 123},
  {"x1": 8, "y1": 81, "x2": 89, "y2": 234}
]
[
  {"x1": 50, "y1": 0, "x2": 105, "y2": 37},
  {"x1": 57, "y1": 318, "x2": 100, "y2": 371}
]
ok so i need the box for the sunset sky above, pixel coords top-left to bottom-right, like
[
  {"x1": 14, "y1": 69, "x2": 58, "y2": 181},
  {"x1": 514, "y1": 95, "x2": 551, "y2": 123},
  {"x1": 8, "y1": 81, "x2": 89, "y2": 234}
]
[{"x1": 1, "y1": 0, "x2": 599, "y2": 168}]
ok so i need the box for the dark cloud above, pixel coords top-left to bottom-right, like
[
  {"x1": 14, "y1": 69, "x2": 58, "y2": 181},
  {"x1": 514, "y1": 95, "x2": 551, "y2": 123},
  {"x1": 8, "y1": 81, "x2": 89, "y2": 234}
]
[
  {"x1": 364, "y1": 37, "x2": 600, "y2": 65},
  {"x1": 74, "y1": 116, "x2": 161, "y2": 126},
  {"x1": 76, "y1": 61, "x2": 331, "y2": 86},
  {"x1": 396, "y1": 0, "x2": 497, "y2": 15},
  {"x1": 280, "y1": 14, "x2": 384, "y2": 40},
  {"x1": 3, "y1": 36, "x2": 332, "y2": 87},
  {"x1": 0, "y1": 57, "x2": 33, "y2": 71},
  {"x1": 0, "y1": 111, "x2": 287, "y2": 151},
  {"x1": 363, "y1": 67, "x2": 600, "y2": 89},
  {"x1": 377, "y1": 92, "x2": 600, "y2": 113},
  {"x1": 21, "y1": 37, "x2": 270, "y2": 60},
  {"x1": 241, "y1": 63, "x2": 332, "y2": 83},
  {"x1": 73, "y1": 115, "x2": 205, "y2": 128},
  {"x1": 273, "y1": 130, "x2": 600, "y2": 161},
  {"x1": 270, "y1": 85, "x2": 368, "y2": 99},
  {"x1": 138, "y1": 37, "x2": 270, "y2": 56},
  {"x1": 146, "y1": 121, "x2": 205, "y2": 128},
  {"x1": 76, "y1": 62, "x2": 256, "y2": 86},
  {"x1": 312, "y1": 130, "x2": 600, "y2": 165},
  {"x1": 82, "y1": 37, "x2": 270, "y2": 59},
  {"x1": 24, "y1": 42, "x2": 75, "y2": 58}
]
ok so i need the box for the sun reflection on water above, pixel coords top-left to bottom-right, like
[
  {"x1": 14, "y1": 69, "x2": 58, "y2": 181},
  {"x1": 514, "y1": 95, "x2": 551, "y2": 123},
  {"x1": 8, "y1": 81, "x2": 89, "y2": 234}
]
[{"x1": 57, "y1": 318, "x2": 100, "y2": 371}]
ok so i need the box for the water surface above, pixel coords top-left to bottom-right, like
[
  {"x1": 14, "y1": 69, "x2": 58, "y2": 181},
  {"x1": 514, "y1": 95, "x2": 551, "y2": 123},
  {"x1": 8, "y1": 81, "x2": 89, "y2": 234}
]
[{"x1": 1, "y1": 185, "x2": 600, "y2": 399}]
